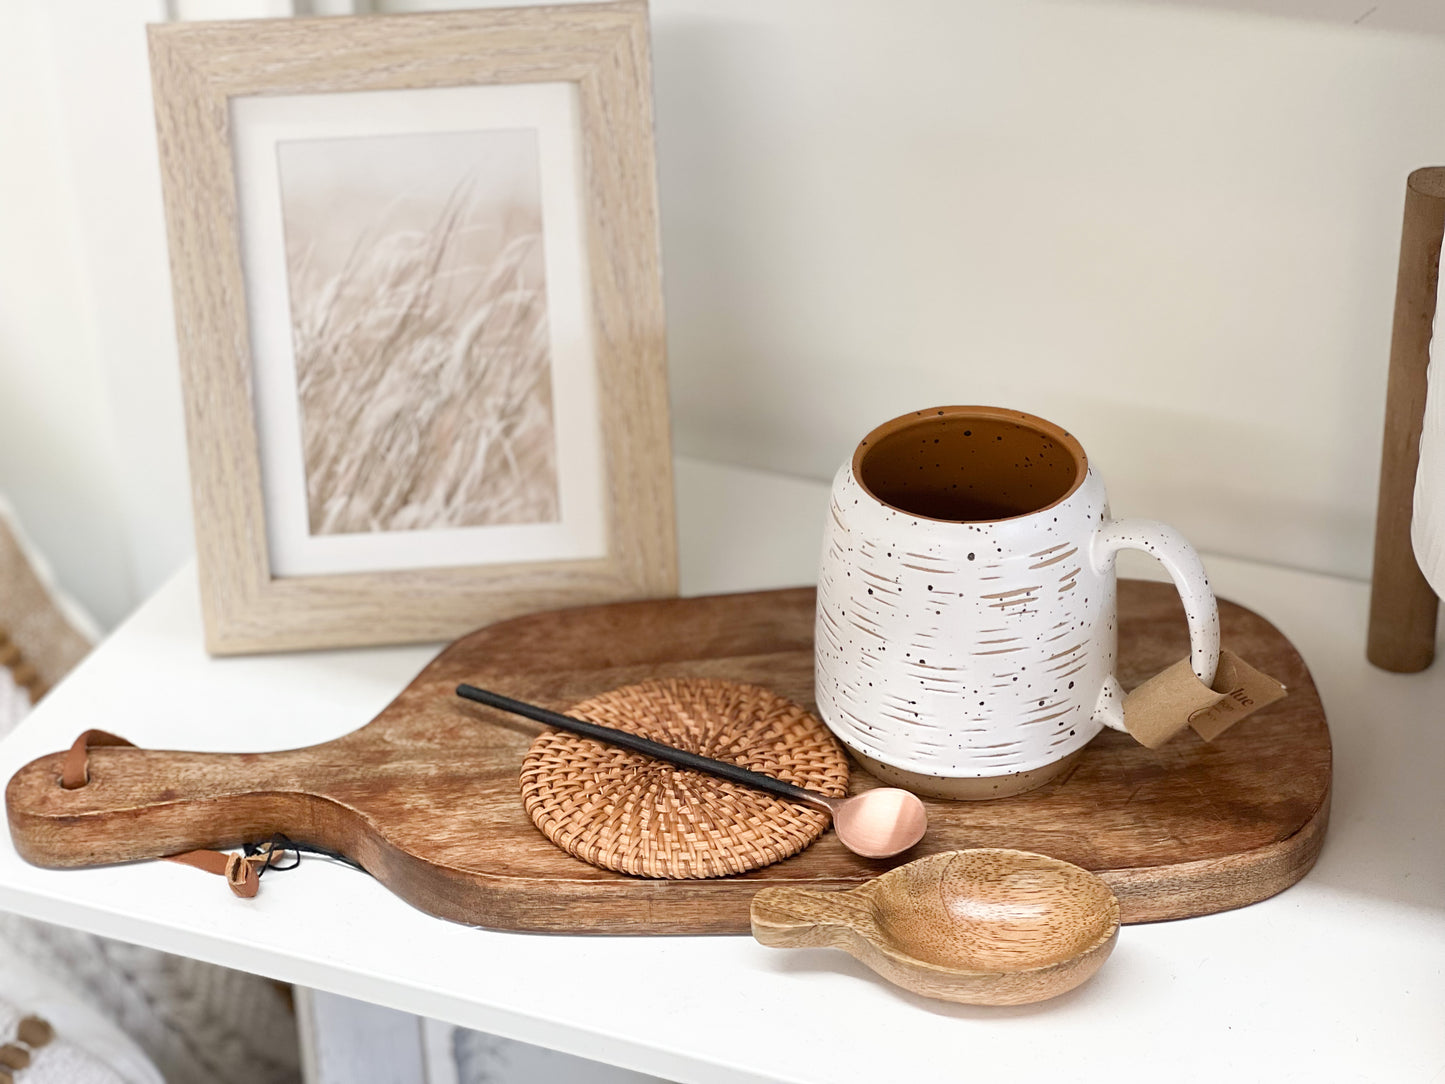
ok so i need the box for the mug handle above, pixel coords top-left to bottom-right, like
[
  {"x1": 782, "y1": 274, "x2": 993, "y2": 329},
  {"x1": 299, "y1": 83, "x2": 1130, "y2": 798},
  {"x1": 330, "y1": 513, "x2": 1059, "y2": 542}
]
[{"x1": 1088, "y1": 519, "x2": 1221, "y2": 732}]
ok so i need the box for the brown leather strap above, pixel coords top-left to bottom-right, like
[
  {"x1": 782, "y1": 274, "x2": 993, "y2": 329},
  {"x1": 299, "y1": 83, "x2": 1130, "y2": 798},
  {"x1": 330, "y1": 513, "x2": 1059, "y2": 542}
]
[
  {"x1": 165, "y1": 848, "x2": 231, "y2": 877},
  {"x1": 168, "y1": 848, "x2": 263, "y2": 899},
  {"x1": 60, "y1": 729, "x2": 135, "y2": 789},
  {"x1": 59, "y1": 729, "x2": 270, "y2": 898}
]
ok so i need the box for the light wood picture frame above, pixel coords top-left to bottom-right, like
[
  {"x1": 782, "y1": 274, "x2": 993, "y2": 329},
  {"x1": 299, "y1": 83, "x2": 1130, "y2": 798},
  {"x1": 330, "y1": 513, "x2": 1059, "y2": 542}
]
[{"x1": 149, "y1": 2, "x2": 675, "y2": 655}]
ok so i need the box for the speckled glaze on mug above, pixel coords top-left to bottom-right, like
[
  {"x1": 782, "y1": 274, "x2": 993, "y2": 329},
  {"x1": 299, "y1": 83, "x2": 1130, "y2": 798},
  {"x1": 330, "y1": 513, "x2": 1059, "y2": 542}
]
[{"x1": 816, "y1": 407, "x2": 1220, "y2": 799}]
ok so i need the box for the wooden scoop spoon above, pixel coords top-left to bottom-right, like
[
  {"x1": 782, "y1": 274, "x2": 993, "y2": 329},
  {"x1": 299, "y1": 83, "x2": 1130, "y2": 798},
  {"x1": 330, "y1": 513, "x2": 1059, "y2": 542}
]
[
  {"x1": 750, "y1": 849, "x2": 1120, "y2": 1005},
  {"x1": 456, "y1": 685, "x2": 928, "y2": 859}
]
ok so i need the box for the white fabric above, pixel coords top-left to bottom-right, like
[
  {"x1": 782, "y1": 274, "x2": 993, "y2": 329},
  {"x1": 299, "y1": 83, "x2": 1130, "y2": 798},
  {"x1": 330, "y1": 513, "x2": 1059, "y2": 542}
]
[
  {"x1": 1415, "y1": 237, "x2": 1445, "y2": 597},
  {"x1": 19, "y1": 1043, "x2": 128, "y2": 1084},
  {"x1": 0, "y1": 917, "x2": 302, "y2": 1084},
  {"x1": 0, "y1": 984, "x2": 156, "y2": 1084}
]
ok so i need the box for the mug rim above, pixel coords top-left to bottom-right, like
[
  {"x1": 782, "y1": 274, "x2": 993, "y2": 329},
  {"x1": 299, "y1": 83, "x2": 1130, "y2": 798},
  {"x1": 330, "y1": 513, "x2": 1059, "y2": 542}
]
[{"x1": 851, "y1": 405, "x2": 1089, "y2": 524}]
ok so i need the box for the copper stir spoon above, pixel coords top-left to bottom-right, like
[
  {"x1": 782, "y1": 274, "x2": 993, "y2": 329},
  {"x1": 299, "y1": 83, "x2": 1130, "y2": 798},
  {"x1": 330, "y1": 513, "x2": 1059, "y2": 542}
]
[{"x1": 455, "y1": 684, "x2": 928, "y2": 859}]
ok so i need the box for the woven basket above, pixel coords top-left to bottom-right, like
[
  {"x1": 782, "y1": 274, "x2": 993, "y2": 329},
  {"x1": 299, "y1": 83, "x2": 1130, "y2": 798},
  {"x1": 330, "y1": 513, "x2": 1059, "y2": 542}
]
[{"x1": 520, "y1": 678, "x2": 849, "y2": 879}]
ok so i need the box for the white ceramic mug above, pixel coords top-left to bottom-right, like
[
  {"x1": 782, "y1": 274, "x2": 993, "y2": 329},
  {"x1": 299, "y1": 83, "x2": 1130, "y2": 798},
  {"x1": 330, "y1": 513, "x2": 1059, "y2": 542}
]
[{"x1": 815, "y1": 406, "x2": 1220, "y2": 799}]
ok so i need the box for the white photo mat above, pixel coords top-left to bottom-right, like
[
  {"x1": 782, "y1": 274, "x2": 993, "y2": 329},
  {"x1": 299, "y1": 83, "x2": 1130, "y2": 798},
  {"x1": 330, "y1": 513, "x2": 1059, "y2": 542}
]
[{"x1": 231, "y1": 82, "x2": 607, "y2": 578}]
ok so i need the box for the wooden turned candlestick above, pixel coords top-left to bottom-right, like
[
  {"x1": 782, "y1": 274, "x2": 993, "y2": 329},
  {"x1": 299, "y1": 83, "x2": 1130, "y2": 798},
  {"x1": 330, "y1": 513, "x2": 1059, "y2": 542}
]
[{"x1": 1368, "y1": 167, "x2": 1445, "y2": 672}]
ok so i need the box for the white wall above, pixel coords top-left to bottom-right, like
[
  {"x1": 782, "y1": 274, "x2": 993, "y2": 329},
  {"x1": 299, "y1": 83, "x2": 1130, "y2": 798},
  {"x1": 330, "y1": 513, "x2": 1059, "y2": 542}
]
[
  {"x1": 0, "y1": 2, "x2": 138, "y2": 627},
  {"x1": 3, "y1": 0, "x2": 1444, "y2": 627},
  {"x1": 39, "y1": 1, "x2": 195, "y2": 623},
  {"x1": 655, "y1": 0, "x2": 1445, "y2": 581}
]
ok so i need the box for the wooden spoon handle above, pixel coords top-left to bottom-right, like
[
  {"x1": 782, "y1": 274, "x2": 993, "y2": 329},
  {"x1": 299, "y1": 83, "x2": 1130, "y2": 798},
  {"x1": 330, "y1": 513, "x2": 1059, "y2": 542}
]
[
  {"x1": 5, "y1": 741, "x2": 319, "y2": 869},
  {"x1": 749, "y1": 885, "x2": 879, "y2": 949}
]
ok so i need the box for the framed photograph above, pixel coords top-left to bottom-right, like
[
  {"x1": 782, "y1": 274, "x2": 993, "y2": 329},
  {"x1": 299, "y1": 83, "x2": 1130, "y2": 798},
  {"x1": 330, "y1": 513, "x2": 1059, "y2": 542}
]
[{"x1": 149, "y1": 2, "x2": 675, "y2": 654}]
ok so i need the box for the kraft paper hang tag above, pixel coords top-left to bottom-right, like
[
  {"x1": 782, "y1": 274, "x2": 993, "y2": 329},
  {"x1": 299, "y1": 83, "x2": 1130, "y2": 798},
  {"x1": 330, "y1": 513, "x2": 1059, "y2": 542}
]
[
  {"x1": 1121, "y1": 649, "x2": 1287, "y2": 750},
  {"x1": 1187, "y1": 650, "x2": 1288, "y2": 741}
]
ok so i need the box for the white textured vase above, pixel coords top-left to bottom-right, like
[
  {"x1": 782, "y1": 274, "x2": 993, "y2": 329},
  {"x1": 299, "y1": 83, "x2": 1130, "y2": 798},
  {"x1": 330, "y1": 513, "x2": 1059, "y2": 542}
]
[
  {"x1": 815, "y1": 407, "x2": 1220, "y2": 799},
  {"x1": 1413, "y1": 287, "x2": 1445, "y2": 597}
]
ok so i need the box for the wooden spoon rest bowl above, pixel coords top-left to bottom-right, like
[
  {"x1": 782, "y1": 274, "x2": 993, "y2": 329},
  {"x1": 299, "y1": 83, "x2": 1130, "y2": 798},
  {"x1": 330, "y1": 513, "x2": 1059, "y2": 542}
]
[{"x1": 751, "y1": 849, "x2": 1121, "y2": 1005}]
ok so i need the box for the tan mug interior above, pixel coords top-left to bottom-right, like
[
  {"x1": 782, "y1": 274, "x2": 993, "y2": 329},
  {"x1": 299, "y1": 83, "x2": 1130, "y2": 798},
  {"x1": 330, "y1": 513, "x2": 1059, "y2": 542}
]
[{"x1": 853, "y1": 406, "x2": 1087, "y2": 522}]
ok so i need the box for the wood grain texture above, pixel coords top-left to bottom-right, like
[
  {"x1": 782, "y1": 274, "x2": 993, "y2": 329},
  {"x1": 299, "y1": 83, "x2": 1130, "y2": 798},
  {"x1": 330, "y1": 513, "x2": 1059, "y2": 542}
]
[
  {"x1": 1367, "y1": 167, "x2": 1445, "y2": 672},
  {"x1": 750, "y1": 849, "x2": 1120, "y2": 1005},
  {"x1": 148, "y1": 3, "x2": 675, "y2": 655},
  {"x1": 5, "y1": 581, "x2": 1331, "y2": 933}
]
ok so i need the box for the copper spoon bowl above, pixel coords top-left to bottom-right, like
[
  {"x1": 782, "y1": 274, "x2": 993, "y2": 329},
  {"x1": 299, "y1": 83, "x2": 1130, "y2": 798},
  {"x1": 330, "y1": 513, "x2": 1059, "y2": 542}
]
[
  {"x1": 809, "y1": 785, "x2": 928, "y2": 860},
  {"x1": 751, "y1": 849, "x2": 1120, "y2": 1005},
  {"x1": 456, "y1": 684, "x2": 928, "y2": 859}
]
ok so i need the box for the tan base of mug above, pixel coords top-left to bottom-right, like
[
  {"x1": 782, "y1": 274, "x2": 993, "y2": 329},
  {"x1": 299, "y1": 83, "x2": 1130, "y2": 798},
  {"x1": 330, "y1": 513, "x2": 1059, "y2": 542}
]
[{"x1": 850, "y1": 747, "x2": 1086, "y2": 801}]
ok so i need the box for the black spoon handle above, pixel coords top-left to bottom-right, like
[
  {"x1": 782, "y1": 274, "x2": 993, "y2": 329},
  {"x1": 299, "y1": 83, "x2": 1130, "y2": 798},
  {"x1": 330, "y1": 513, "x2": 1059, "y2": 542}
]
[{"x1": 455, "y1": 684, "x2": 824, "y2": 809}]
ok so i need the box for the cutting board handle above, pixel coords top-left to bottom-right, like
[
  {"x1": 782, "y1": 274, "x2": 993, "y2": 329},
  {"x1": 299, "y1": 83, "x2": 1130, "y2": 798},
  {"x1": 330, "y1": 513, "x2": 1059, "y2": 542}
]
[{"x1": 5, "y1": 737, "x2": 327, "y2": 870}]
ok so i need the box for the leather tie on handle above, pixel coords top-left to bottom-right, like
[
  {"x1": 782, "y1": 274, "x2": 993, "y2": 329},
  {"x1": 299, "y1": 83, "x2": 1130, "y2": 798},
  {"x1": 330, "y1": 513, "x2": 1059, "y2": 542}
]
[
  {"x1": 166, "y1": 848, "x2": 264, "y2": 899},
  {"x1": 60, "y1": 729, "x2": 135, "y2": 790},
  {"x1": 58, "y1": 729, "x2": 272, "y2": 899}
]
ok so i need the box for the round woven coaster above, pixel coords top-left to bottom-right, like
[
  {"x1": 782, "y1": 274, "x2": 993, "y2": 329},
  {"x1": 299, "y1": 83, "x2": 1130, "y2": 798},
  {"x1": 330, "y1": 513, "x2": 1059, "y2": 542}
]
[{"x1": 520, "y1": 678, "x2": 850, "y2": 879}]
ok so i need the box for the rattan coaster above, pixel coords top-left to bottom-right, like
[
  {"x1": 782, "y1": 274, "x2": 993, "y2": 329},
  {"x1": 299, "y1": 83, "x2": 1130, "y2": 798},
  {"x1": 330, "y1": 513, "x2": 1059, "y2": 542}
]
[{"x1": 520, "y1": 678, "x2": 849, "y2": 879}]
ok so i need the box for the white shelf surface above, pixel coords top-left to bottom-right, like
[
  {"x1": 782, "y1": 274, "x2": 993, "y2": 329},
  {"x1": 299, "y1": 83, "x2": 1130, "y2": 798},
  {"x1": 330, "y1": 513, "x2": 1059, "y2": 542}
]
[{"x1": 0, "y1": 458, "x2": 1442, "y2": 1083}]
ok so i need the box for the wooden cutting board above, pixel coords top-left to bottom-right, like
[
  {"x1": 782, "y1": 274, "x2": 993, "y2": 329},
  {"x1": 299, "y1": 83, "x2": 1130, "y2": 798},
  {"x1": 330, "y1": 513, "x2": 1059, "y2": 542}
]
[{"x1": 5, "y1": 581, "x2": 1330, "y2": 933}]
